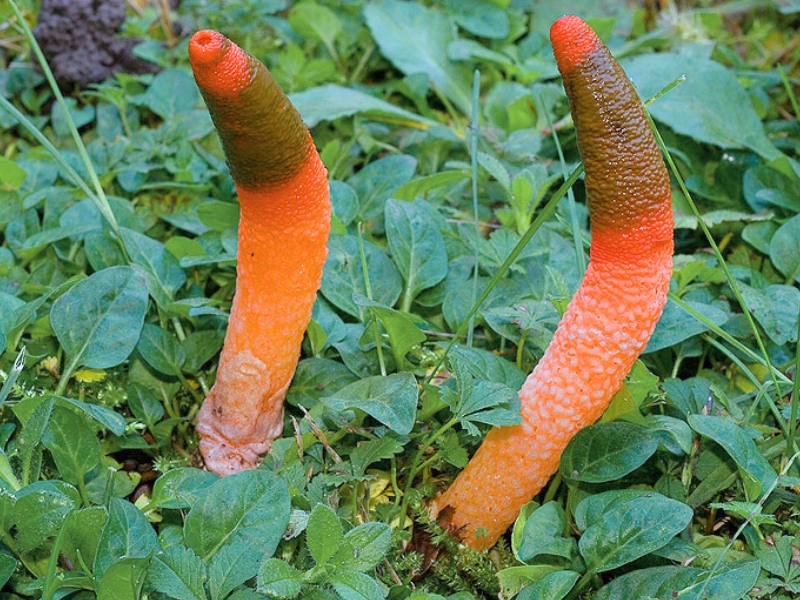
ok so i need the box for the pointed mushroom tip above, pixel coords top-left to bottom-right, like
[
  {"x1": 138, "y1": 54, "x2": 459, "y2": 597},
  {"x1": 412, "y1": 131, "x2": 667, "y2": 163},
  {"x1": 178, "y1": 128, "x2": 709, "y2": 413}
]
[
  {"x1": 188, "y1": 29, "x2": 230, "y2": 67},
  {"x1": 550, "y1": 15, "x2": 601, "y2": 75}
]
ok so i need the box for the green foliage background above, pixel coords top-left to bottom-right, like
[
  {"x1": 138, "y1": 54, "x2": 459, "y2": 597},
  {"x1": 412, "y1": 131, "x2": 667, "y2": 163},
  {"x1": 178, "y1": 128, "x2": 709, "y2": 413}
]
[{"x1": 0, "y1": 0, "x2": 799, "y2": 599}]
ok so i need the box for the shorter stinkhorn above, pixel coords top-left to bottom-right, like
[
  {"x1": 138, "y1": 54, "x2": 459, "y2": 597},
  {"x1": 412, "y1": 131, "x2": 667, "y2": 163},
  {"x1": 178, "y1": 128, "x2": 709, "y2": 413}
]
[
  {"x1": 189, "y1": 30, "x2": 331, "y2": 475},
  {"x1": 432, "y1": 16, "x2": 674, "y2": 549}
]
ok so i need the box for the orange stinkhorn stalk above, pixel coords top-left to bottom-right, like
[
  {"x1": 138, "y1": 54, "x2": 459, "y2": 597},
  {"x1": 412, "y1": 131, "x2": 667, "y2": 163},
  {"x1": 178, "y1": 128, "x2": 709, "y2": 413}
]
[
  {"x1": 189, "y1": 30, "x2": 330, "y2": 476},
  {"x1": 432, "y1": 16, "x2": 674, "y2": 549}
]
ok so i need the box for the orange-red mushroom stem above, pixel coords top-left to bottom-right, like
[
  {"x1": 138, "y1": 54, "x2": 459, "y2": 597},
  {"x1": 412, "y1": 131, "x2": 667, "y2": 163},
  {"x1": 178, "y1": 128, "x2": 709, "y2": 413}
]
[
  {"x1": 432, "y1": 16, "x2": 673, "y2": 549},
  {"x1": 189, "y1": 30, "x2": 331, "y2": 475}
]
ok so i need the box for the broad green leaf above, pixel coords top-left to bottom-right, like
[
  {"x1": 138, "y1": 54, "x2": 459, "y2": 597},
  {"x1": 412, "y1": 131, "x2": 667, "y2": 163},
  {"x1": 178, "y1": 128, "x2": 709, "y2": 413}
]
[
  {"x1": 13, "y1": 481, "x2": 80, "y2": 554},
  {"x1": 290, "y1": 85, "x2": 437, "y2": 129},
  {"x1": 443, "y1": 354, "x2": 521, "y2": 435},
  {"x1": 61, "y1": 506, "x2": 107, "y2": 570},
  {"x1": 497, "y1": 565, "x2": 562, "y2": 599},
  {"x1": 743, "y1": 164, "x2": 800, "y2": 212},
  {"x1": 594, "y1": 560, "x2": 761, "y2": 600},
  {"x1": 307, "y1": 504, "x2": 343, "y2": 566},
  {"x1": 21, "y1": 222, "x2": 101, "y2": 253},
  {"x1": 148, "y1": 544, "x2": 208, "y2": 600},
  {"x1": 450, "y1": 0, "x2": 510, "y2": 39},
  {"x1": 573, "y1": 489, "x2": 658, "y2": 532},
  {"x1": 756, "y1": 535, "x2": 800, "y2": 582},
  {"x1": 196, "y1": 201, "x2": 239, "y2": 231},
  {"x1": 139, "y1": 69, "x2": 198, "y2": 120},
  {"x1": 623, "y1": 53, "x2": 780, "y2": 159},
  {"x1": 41, "y1": 405, "x2": 101, "y2": 487},
  {"x1": 121, "y1": 227, "x2": 187, "y2": 308},
  {"x1": 51, "y1": 96, "x2": 95, "y2": 137},
  {"x1": 330, "y1": 569, "x2": 387, "y2": 600},
  {"x1": 348, "y1": 154, "x2": 417, "y2": 221},
  {"x1": 688, "y1": 414, "x2": 777, "y2": 499},
  {"x1": 127, "y1": 383, "x2": 165, "y2": 427},
  {"x1": 354, "y1": 295, "x2": 427, "y2": 368},
  {"x1": 364, "y1": 0, "x2": 472, "y2": 114},
  {"x1": 385, "y1": 199, "x2": 448, "y2": 305},
  {"x1": 0, "y1": 552, "x2": 16, "y2": 589},
  {"x1": 393, "y1": 171, "x2": 469, "y2": 202},
  {"x1": 445, "y1": 344, "x2": 526, "y2": 390},
  {"x1": 739, "y1": 283, "x2": 800, "y2": 344},
  {"x1": 321, "y1": 234, "x2": 403, "y2": 319},
  {"x1": 331, "y1": 522, "x2": 392, "y2": 572},
  {"x1": 149, "y1": 468, "x2": 218, "y2": 510},
  {"x1": 645, "y1": 299, "x2": 729, "y2": 353},
  {"x1": 0, "y1": 156, "x2": 26, "y2": 189},
  {"x1": 96, "y1": 557, "x2": 150, "y2": 600},
  {"x1": 288, "y1": 1, "x2": 341, "y2": 48},
  {"x1": 578, "y1": 493, "x2": 693, "y2": 573},
  {"x1": 645, "y1": 415, "x2": 693, "y2": 455},
  {"x1": 322, "y1": 372, "x2": 418, "y2": 435},
  {"x1": 53, "y1": 395, "x2": 127, "y2": 435},
  {"x1": 136, "y1": 323, "x2": 187, "y2": 376},
  {"x1": 560, "y1": 422, "x2": 659, "y2": 483},
  {"x1": 770, "y1": 212, "x2": 800, "y2": 283},
  {"x1": 517, "y1": 502, "x2": 575, "y2": 563},
  {"x1": 50, "y1": 266, "x2": 149, "y2": 370},
  {"x1": 286, "y1": 357, "x2": 358, "y2": 407},
  {"x1": 208, "y1": 539, "x2": 261, "y2": 600},
  {"x1": 183, "y1": 469, "x2": 290, "y2": 562},
  {"x1": 350, "y1": 434, "x2": 404, "y2": 478},
  {"x1": 94, "y1": 497, "x2": 159, "y2": 581},
  {"x1": 257, "y1": 558, "x2": 303, "y2": 599},
  {"x1": 516, "y1": 570, "x2": 580, "y2": 600}
]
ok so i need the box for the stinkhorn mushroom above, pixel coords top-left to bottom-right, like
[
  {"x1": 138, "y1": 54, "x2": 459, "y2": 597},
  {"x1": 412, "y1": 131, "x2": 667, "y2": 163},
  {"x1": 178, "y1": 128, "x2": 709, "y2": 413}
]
[
  {"x1": 189, "y1": 30, "x2": 331, "y2": 475},
  {"x1": 432, "y1": 16, "x2": 674, "y2": 549}
]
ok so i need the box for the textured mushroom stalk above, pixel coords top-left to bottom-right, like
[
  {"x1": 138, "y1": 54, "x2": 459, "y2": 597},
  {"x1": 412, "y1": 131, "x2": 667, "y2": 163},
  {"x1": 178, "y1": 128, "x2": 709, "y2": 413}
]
[
  {"x1": 189, "y1": 30, "x2": 331, "y2": 475},
  {"x1": 431, "y1": 16, "x2": 674, "y2": 549}
]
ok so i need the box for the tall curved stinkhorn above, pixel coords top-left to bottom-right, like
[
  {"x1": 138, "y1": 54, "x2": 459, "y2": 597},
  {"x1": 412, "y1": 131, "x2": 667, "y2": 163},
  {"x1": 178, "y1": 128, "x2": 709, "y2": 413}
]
[
  {"x1": 189, "y1": 30, "x2": 331, "y2": 475},
  {"x1": 432, "y1": 16, "x2": 674, "y2": 549}
]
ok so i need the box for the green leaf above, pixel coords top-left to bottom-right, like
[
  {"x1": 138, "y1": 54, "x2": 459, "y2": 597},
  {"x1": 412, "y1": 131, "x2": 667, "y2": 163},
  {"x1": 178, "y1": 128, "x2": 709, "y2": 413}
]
[
  {"x1": 385, "y1": 199, "x2": 448, "y2": 306},
  {"x1": 740, "y1": 283, "x2": 800, "y2": 344},
  {"x1": 0, "y1": 552, "x2": 16, "y2": 589},
  {"x1": 623, "y1": 53, "x2": 779, "y2": 159},
  {"x1": 208, "y1": 539, "x2": 261, "y2": 600},
  {"x1": 560, "y1": 422, "x2": 659, "y2": 483},
  {"x1": 288, "y1": 1, "x2": 341, "y2": 47},
  {"x1": 445, "y1": 344, "x2": 526, "y2": 390},
  {"x1": 393, "y1": 171, "x2": 470, "y2": 202},
  {"x1": 183, "y1": 469, "x2": 290, "y2": 562},
  {"x1": 121, "y1": 227, "x2": 187, "y2": 308},
  {"x1": 321, "y1": 234, "x2": 403, "y2": 319},
  {"x1": 41, "y1": 405, "x2": 101, "y2": 487},
  {"x1": 330, "y1": 569, "x2": 387, "y2": 600},
  {"x1": 196, "y1": 201, "x2": 239, "y2": 231},
  {"x1": 517, "y1": 502, "x2": 575, "y2": 563},
  {"x1": 149, "y1": 468, "x2": 219, "y2": 510},
  {"x1": 517, "y1": 570, "x2": 580, "y2": 600},
  {"x1": 13, "y1": 481, "x2": 80, "y2": 553},
  {"x1": 257, "y1": 558, "x2": 303, "y2": 599},
  {"x1": 139, "y1": 69, "x2": 198, "y2": 120},
  {"x1": 148, "y1": 544, "x2": 208, "y2": 600},
  {"x1": 645, "y1": 299, "x2": 729, "y2": 353},
  {"x1": 756, "y1": 535, "x2": 800, "y2": 582},
  {"x1": 286, "y1": 357, "x2": 359, "y2": 407},
  {"x1": 290, "y1": 84, "x2": 437, "y2": 129},
  {"x1": 348, "y1": 154, "x2": 417, "y2": 221},
  {"x1": 354, "y1": 295, "x2": 427, "y2": 368},
  {"x1": 322, "y1": 372, "x2": 418, "y2": 435},
  {"x1": 50, "y1": 266, "x2": 149, "y2": 370},
  {"x1": 443, "y1": 355, "x2": 521, "y2": 435},
  {"x1": 307, "y1": 504, "x2": 343, "y2": 566},
  {"x1": 350, "y1": 434, "x2": 404, "y2": 478},
  {"x1": 743, "y1": 164, "x2": 800, "y2": 212},
  {"x1": 770, "y1": 212, "x2": 800, "y2": 283},
  {"x1": 61, "y1": 506, "x2": 107, "y2": 571},
  {"x1": 331, "y1": 522, "x2": 392, "y2": 572},
  {"x1": 96, "y1": 557, "x2": 150, "y2": 600},
  {"x1": 0, "y1": 156, "x2": 26, "y2": 189},
  {"x1": 645, "y1": 415, "x2": 693, "y2": 455},
  {"x1": 363, "y1": 0, "x2": 472, "y2": 115},
  {"x1": 136, "y1": 323, "x2": 187, "y2": 376},
  {"x1": 93, "y1": 497, "x2": 159, "y2": 581},
  {"x1": 577, "y1": 493, "x2": 693, "y2": 573},
  {"x1": 688, "y1": 414, "x2": 778, "y2": 499},
  {"x1": 593, "y1": 560, "x2": 761, "y2": 600},
  {"x1": 53, "y1": 395, "x2": 127, "y2": 435}
]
